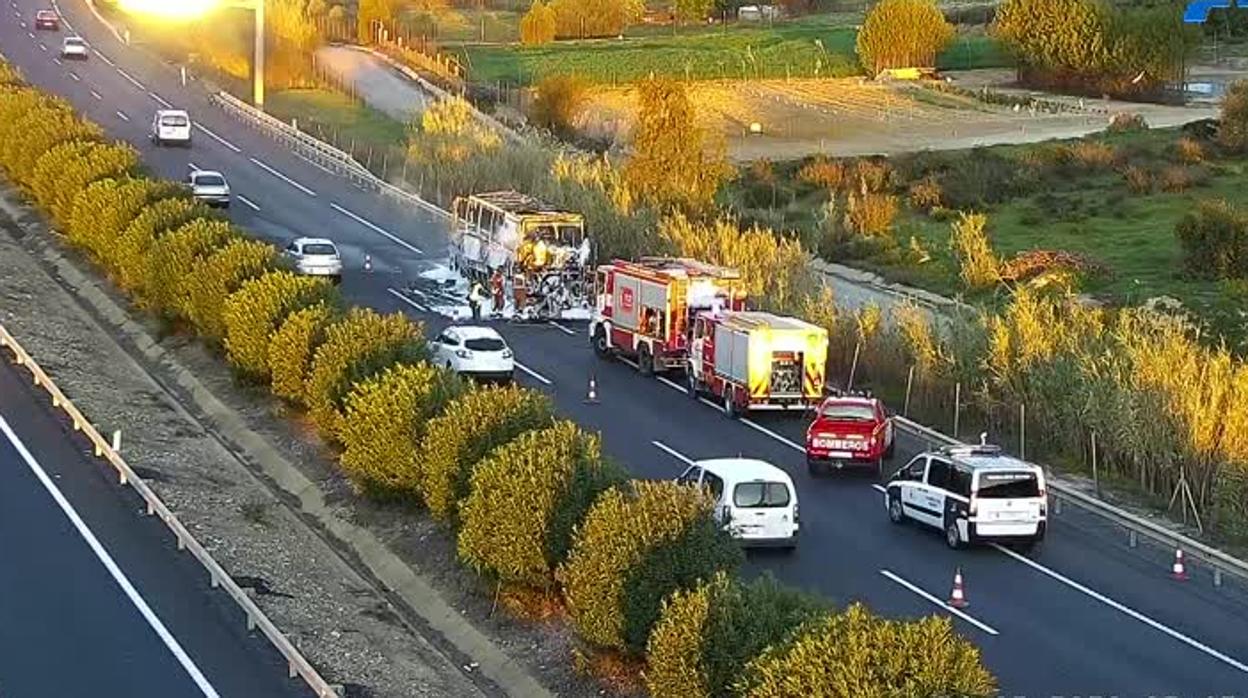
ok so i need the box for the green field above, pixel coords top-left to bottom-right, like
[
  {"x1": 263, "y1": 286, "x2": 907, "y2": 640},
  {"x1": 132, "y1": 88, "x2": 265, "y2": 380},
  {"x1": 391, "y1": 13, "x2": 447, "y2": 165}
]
[
  {"x1": 265, "y1": 89, "x2": 408, "y2": 148},
  {"x1": 458, "y1": 17, "x2": 1006, "y2": 86}
]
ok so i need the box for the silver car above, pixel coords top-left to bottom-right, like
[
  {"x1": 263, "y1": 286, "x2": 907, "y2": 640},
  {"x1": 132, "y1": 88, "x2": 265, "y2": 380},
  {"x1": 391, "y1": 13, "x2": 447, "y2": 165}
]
[
  {"x1": 60, "y1": 36, "x2": 88, "y2": 60},
  {"x1": 188, "y1": 170, "x2": 230, "y2": 208},
  {"x1": 283, "y1": 237, "x2": 343, "y2": 282}
]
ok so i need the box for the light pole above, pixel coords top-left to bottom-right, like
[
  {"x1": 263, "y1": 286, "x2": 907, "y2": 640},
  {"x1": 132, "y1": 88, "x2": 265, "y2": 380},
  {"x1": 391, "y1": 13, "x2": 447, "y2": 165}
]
[{"x1": 219, "y1": 0, "x2": 265, "y2": 107}]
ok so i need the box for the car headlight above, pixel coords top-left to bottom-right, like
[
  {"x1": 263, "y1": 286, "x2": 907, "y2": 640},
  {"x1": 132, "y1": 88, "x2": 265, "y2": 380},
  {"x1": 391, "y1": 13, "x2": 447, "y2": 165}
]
[
  {"x1": 455, "y1": 349, "x2": 472, "y2": 359},
  {"x1": 501, "y1": 349, "x2": 513, "y2": 359}
]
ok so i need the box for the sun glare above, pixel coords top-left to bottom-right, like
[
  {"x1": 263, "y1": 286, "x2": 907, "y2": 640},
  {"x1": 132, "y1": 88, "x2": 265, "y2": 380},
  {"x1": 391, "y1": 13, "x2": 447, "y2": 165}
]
[{"x1": 115, "y1": 0, "x2": 218, "y2": 20}]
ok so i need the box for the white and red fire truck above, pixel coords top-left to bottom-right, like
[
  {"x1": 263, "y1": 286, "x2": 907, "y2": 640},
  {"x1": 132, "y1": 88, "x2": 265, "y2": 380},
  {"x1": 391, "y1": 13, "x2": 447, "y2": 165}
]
[
  {"x1": 687, "y1": 311, "x2": 829, "y2": 418},
  {"x1": 589, "y1": 258, "x2": 747, "y2": 374}
]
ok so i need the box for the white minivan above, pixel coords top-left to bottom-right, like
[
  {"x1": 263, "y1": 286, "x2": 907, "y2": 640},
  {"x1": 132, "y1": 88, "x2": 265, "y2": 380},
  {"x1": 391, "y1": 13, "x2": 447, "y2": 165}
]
[
  {"x1": 151, "y1": 109, "x2": 192, "y2": 147},
  {"x1": 677, "y1": 458, "x2": 798, "y2": 550},
  {"x1": 885, "y1": 441, "x2": 1047, "y2": 550}
]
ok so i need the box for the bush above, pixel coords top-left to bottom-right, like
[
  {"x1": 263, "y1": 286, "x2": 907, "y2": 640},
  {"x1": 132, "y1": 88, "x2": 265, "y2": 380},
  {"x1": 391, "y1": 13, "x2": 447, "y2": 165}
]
[
  {"x1": 843, "y1": 191, "x2": 898, "y2": 237},
  {"x1": 736, "y1": 604, "x2": 996, "y2": 696},
  {"x1": 185, "y1": 239, "x2": 278, "y2": 340},
  {"x1": 938, "y1": 148, "x2": 1032, "y2": 209},
  {"x1": 458, "y1": 422, "x2": 623, "y2": 588},
  {"x1": 1106, "y1": 112, "x2": 1148, "y2": 134},
  {"x1": 338, "y1": 361, "x2": 461, "y2": 497},
  {"x1": 1175, "y1": 199, "x2": 1248, "y2": 280},
  {"x1": 551, "y1": 0, "x2": 643, "y2": 38},
  {"x1": 1, "y1": 104, "x2": 102, "y2": 185},
  {"x1": 111, "y1": 197, "x2": 212, "y2": 294},
  {"x1": 31, "y1": 141, "x2": 139, "y2": 225},
  {"x1": 519, "y1": 0, "x2": 556, "y2": 45},
  {"x1": 529, "y1": 74, "x2": 590, "y2": 137},
  {"x1": 146, "y1": 218, "x2": 237, "y2": 318},
  {"x1": 68, "y1": 177, "x2": 185, "y2": 261},
  {"x1": 797, "y1": 156, "x2": 846, "y2": 192},
  {"x1": 998, "y1": 249, "x2": 1109, "y2": 284},
  {"x1": 856, "y1": 0, "x2": 954, "y2": 75},
  {"x1": 268, "y1": 302, "x2": 339, "y2": 403},
  {"x1": 907, "y1": 175, "x2": 943, "y2": 211},
  {"x1": 646, "y1": 572, "x2": 826, "y2": 698},
  {"x1": 1158, "y1": 165, "x2": 1201, "y2": 193},
  {"x1": 0, "y1": 60, "x2": 22, "y2": 86},
  {"x1": 950, "y1": 211, "x2": 999, "y2": 288},
  {"x1": 304, "y1": 308, "x2": 427, "y2": 439},
  {"x1": 1121, "y1": 164, "x2": 1152, "y2": 194},
  {"x1": 1215, "y1": 464, "x2": 1248, "y2": 540},
  {"x1": 1174, "y1": 136, "x2": 1205, "y2": 164},
  {"x1": 558, "y1": 480, "x2": 737, "y2": 652},
  {"x1": 1219, "y1": 80, "x2": 1248, "y2": 153},
  {"x1": 222, "y1": 271, "x2": 336, "y2": 378},
  {"x1": 420, "y1": 384, "x2": 556, "y2": 522},
  {"x1": 1069, "y1": 141, "x2": 1117, "y2": 171}
]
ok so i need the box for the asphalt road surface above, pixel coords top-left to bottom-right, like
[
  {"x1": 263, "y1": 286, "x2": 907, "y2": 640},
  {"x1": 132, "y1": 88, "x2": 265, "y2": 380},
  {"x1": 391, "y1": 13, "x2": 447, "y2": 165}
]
[
  {"x1": 3, "y1": 1, "x2": 1248, "y2": 694},
  {"x1": 0, "y1": 359, "x2": 311, "y2": 697}
]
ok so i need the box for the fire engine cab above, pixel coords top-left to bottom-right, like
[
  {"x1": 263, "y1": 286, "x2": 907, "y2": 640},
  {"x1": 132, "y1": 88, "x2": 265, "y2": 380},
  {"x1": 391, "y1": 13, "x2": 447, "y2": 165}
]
[
  {"x1": 687, "y1": 311, "x2": 829, "y2": 419},
  {"x1": 590, "y1": 258, "x2": 747, "y2": 374}
]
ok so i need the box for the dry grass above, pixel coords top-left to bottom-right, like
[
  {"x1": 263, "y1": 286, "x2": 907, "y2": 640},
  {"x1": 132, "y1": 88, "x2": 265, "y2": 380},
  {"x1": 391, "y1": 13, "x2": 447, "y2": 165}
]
[
  {"x1": 571, "y1": 647, "x2": 646, "y2": 695},
  {"x1": 497, "y1": 583, "x2": 567, "y2": 623}
]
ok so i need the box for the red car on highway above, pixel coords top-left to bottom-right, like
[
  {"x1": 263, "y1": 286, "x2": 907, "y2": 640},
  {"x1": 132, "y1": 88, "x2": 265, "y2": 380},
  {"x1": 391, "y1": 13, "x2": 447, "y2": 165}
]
[
  {"x1": 805, "y1": 392, "x2": 895, "y2": 476},
  {"x1": 35, "y1": 10, "x2": 60, "y2": 30}
]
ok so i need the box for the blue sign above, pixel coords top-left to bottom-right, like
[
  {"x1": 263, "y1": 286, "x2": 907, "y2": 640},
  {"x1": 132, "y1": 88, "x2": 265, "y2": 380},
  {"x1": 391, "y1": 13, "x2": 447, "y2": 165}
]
[{"x1": 1185, "y1": 0, "x2": 1235, "y2": 24}]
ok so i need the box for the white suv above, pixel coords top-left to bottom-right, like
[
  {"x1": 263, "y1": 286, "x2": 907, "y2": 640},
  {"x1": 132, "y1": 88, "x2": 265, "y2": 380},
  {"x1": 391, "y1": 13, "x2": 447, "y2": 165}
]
[
  {"x1": 430, "y1": 326, "x2": 514, "y2": 382},
  {"x1": 283, "y1": 237, "x2": 343, "y2": 282},
  {"x1": 885, "y1": 441, "x2": 1047, "y2": 550}
]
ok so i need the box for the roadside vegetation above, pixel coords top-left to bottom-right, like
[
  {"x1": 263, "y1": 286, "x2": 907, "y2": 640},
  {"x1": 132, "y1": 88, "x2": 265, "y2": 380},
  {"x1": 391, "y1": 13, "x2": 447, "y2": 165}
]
[{"x1": 0, "y1": 57, "x2": 998, "y2": 694}]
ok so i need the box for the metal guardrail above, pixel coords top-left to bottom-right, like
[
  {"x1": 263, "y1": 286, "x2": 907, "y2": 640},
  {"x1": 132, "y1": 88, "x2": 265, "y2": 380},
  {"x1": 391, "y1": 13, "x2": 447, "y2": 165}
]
[
  {"x1": 0, "y1": 324, "x2": 339, "y2": 698},
  {"x1": 209, "y1": 92, "x2": 451, "y2": 222},
  {"x1": 894, "y1": 415, "x2": 1248, "y2": 589}
]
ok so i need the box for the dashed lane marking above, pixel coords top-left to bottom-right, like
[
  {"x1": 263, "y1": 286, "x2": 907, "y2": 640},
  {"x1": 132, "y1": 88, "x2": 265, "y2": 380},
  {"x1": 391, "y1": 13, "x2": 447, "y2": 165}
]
[
  {"x1": 880, "y1": 569, "x2": 1000, "y2": 637},
  {"x1": 89, "y1": 89, "x2": 102, "y2": 100},
  {"x1": 68, "y1": 71, "x2": 79, "y2": 81},
  {"x1": 329, "y1": 203, "x2": 422, "y2": 255},
  {"x1": 115, "y1": 110, "x2": 129, "y2": 121},
  {"x1": 248, "y1": 157, "x2": 316, "y2": 196},
  {"x1": 193, "y1": 123, "x2": 240, "y2": 153},
  {"x1": 234, "y1": 195, "x2": 260, "y2": 211}
]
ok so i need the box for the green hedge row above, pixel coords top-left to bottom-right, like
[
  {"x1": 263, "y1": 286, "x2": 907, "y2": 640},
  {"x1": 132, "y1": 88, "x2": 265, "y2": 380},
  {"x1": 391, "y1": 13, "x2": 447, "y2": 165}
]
[{"x1": 0, "y1": 59, "x2": 995, "y2": 696}]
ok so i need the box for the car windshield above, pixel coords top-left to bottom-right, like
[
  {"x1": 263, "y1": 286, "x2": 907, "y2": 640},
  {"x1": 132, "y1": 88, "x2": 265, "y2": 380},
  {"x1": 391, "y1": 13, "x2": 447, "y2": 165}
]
[
  {"x1": 976, "y1": 472, "x2": 1040, "y2": 499},
  {"x1": 732, "y1": 481, "x2": 791, "y2": 508},
  {"x1": 194, "y1": 175, "x2": 225, "y2": 186},
  {"x1": 161, "y1": 115, "x2": 189, "y2": 126},
  {"x1": 464, "y1": 337, "x2": 506, "y2": 352},
  {"x1": 65, "y1": 38, "x2": 84, "y2": 46},
  {"x1": 819, "y1": 403, "x2": 875, "y2": 421},
  {"x1": 301, "y1": 243, "x2": 337, "y2": 256},
  {"x1": 39, "y1": 11, "x2": 56, "y2": 18}
]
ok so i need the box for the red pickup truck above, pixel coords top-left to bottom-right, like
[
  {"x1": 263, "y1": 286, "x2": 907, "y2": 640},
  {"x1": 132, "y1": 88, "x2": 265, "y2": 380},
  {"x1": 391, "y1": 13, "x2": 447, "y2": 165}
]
[{"x1": 805, "y1": 393, "x2": 895, "y2": 476}]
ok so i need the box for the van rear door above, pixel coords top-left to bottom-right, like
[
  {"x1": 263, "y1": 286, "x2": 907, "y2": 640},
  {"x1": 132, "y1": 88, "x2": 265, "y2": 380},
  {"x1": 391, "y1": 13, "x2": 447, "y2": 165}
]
[
  {"x1": 974, "y1": 470, "x2": 1043, "y2": 525},
  {"x1": 731, "y1": 480, "x2": 794, "y2": 539}
]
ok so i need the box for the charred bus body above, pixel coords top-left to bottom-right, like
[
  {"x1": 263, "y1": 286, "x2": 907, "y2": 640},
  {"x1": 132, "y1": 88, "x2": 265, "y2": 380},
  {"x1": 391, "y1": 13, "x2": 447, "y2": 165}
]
[{"x1": 450, "y1": 191, "x2": 592, "y2": 320}]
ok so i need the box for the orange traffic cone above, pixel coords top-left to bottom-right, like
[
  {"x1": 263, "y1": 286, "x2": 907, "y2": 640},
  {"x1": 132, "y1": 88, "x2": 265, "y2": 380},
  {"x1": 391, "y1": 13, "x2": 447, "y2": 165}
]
[
  {"x1": 363, "y1": 254, "x2": 373, "y2": 273},
  {"x1": 584, "y1": 374, "x2": 599, "y2": 405},
  {"x1": 948, "y1": 567, "x2": 969, "y2": 609},
  {"x1": 1171, "y1": 549, "x2": 1188, "y2": 581}
]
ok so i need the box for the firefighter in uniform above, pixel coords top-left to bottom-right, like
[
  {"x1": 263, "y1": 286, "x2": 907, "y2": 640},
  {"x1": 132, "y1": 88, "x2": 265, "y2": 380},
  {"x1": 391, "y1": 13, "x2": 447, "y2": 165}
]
[
  {"x1": 468, "y1": 281, "x2": 486, "y2": 321},
  {"x1": 490, "y1": 269, "x2": 505, "y2": 316}
]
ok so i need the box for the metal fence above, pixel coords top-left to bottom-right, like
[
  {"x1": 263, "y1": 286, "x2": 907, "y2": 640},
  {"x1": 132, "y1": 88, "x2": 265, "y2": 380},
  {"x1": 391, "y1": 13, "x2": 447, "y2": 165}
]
[{"x1": 0, "y1": 324, "x2": 339, "y2": 698}]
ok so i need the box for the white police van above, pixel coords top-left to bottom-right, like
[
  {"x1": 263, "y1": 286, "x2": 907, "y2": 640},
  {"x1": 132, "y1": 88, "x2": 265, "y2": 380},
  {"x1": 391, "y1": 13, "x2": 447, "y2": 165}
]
[{"x1": 884, "y1": 439, "x2": 1046, "y2": 549}]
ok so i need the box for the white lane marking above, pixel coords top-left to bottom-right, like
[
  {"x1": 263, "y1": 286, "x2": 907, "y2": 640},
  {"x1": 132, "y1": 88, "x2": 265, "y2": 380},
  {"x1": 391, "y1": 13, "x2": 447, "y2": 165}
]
[
  {"x1": 515, "y1": 361, "x2": 553, "y2": 386},
  {"x1": 39, "y1": 43, "x2": 47, "y2": 51},
  {"x1": 0, "y1": 415, "x2": 222, "y2": 697},
  {"x1": 193, "y1": 123, "x2": 240, "y2": 153},
  {"x1": 386, "y1": 287, "x2": 428, "y2": 313},
  {"x1": 116, "y1": 68, "x2": 144, "y2": 90},
  {"x1": 652, "y1": 440, "x2": 694, "y2": 465},
  {"x1": 69, "y1": 71, "x2": 80, "y2": 81},
  {"x1": 149, "y1": 92, "x2": 172, "y2": 108},
  {"x1": 115, "y1": 110, "x2": 129, "y2": 122},
  {"x1": 27, "y1": 31, "x2": 34, "y2": 38},
  {"x1": 872, "y1": 483, "x2": 887, "y2": 494},
  {"x1": 93, "y1": 50, "x2": 114, "y2": 66},
  {"x1": 234, "y1": 195, "x2": 260, "y2": 211},
  {"x1": 53, "y1": 57, "x2": 62, "y2": 65},
  {"x1": 654, "y1": 372, "x2": 808, "y2": 453},
  {"x1": 880, "y1": 569, "x2": 1000, "y2": 636},
  {"x1": 992, "y1": 544, "x2": 1248, "y2": 674},
  {"x1": 249, "y1": 157, "x2": 316, "y2": 196},
  {"x1": 548, "y1": 321, "x2": 575, "y2": 336},
  {"x1": 187, "y1": 162, "x2": 200, "y2": 171},
  {"x1": 329, "y1": 203, "x2": 422, "y2": 255},
  {"x1": 90, "y1": 89, "x2": 102, "y2": 100}
]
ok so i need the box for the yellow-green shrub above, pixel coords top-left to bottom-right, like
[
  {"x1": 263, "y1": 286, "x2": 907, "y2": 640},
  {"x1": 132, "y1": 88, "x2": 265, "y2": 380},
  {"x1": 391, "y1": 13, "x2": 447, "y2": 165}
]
[
  {"x1": 557, "y1": 480, "x2": 728, "y2": 651},
  {"x1": 0, "y1": 59, "x2": 22, "y2": 86},
  {"x1": 304, "y1": 308, "x2": 427, "y2": 439},
  {"x1": 34, "y1": 141, "x2": 139, "y2": 224},
  {"x1": 146, "y1": 219, "x2": 237, "y2": 318},
  {"x1": 457, "y1": 422, "x2": 622, "y2": 588},
  {"x1": 338, "y1": 361, "x2": 461, "y2": 497},
  {"x1": 419, "y1": 384, "x2": 554, "y2": 522},
  {"x1": 68, "y1": 177, "x2": 185, "y2": 261},
  {"x1": 185, "y1": 239, "x2": 278, "y2": 340},
  {"x1": 268, "y1": 302, "x2": 338, "y2": 403},
  {"x1": 222, "y1": 270, "x2": 336, "y2": 379},
  {"x1": 856, "y1": 0, "x2": 954, "y2": 75},
  {"x1": 2, "y1": 104, "x2": 101, "y2": 185},
  {"x1": 735, "y1": 604, "x2": 996, "y2": 697},
  {"x1": 647, "y1": 572, "x2": 826, "y2": 698},
  {"x1": 111, "y1": 197, "x2": 212, "y2": 294}
]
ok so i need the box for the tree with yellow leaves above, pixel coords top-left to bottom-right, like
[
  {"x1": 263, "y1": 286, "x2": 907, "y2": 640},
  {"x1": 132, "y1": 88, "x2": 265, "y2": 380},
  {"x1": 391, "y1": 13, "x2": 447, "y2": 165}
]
[{"x1": 855, "y1": 0, "x2": 954, "y2": 75}]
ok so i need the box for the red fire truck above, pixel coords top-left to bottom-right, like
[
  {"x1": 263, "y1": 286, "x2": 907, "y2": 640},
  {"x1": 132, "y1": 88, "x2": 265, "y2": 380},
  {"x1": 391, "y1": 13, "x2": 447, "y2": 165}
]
[{"x1": 589, "y1": 257, "x2": 747, "y2": 374}]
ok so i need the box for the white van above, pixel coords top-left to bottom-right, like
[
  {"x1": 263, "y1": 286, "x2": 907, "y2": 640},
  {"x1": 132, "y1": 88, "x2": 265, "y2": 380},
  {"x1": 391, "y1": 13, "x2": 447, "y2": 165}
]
[
  {"x1": 885, "y1": 441, "x2": 1047, "y2": 550},
  {"x1": 677, "y1": 458, "x2": 798, "y2": 549},
  {"x1": 151, "y1": 109, "x2": 192, "y2": 147}
]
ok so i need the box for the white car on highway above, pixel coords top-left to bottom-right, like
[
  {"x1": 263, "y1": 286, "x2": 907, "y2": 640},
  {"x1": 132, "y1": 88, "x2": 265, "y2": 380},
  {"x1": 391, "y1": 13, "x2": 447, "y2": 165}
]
[
  {"x1": 282, "y1": 237, "x2": 343, "y2": 282},
  {"x1": 677, "y1": 458, "x2": 799, "y2": 550},
  {"x1": 60, "y1": 36, "x2": 88, "y2": 60},
  {"x1": 430, "y1": 325, "x2": 514, "y2": 382},
  {"x1": 150, "y1": 109, "x2": 192, "y2": 147},
  {"x1": 187, "y1": 170, "x2": 230, "y2": 208}
]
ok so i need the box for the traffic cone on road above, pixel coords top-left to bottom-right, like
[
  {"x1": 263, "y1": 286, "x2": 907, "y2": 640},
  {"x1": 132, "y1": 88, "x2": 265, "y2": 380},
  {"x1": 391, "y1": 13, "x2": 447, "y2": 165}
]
[
  {"x1": 948, "y1": 567, "x2": 969, "y2": 608},
  {"x1": 363, "y1": 254, "x2": 373, "y2": 273},
  {"x1": 584, "y1": 374, "x2": 599, "y2": 405},
  {"x1": 1171, "y1": 549, "x2": 1188, "y2": 581}
]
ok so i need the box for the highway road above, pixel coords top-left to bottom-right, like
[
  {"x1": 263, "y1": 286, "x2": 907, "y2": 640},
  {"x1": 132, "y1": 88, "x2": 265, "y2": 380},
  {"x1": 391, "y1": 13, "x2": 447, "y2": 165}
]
[
  {"x1": 4, "y1": 1, "x2": 1248, "y2": 694},
  {"x1": 0, "y1": 357, "x2": 311, "y2": 696}
]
